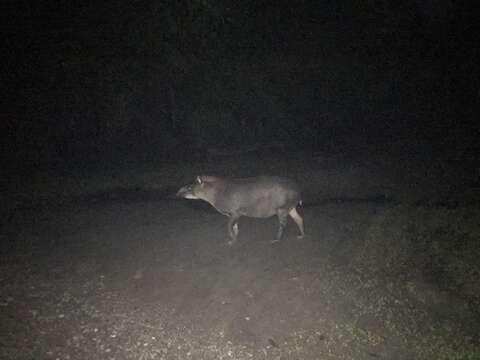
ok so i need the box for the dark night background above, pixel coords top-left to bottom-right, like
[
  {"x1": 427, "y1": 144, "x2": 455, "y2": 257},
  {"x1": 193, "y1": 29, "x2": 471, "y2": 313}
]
[{"x1": 2, "y1": 0, "x2": 478, "y2": 174}]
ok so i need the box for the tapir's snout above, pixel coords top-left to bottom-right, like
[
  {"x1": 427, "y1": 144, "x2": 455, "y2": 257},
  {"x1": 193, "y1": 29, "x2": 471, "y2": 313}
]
[
  {"x1": 176, "y1": 185, "x2": 189, "y2": 197},
  {"x1": 176, "y1": 184, "x2": 198, "y2": 199}
]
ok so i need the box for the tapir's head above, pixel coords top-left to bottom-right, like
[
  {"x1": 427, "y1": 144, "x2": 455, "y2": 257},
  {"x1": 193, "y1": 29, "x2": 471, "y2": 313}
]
[{"x1": 176, "y1": 176, "x2": 218, "y2": 200}]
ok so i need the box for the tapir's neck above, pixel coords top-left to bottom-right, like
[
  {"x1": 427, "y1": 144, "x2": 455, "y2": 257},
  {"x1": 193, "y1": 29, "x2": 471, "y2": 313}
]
[{"x1": 198, "y1": 178, "x2": 227, "y2": 209}]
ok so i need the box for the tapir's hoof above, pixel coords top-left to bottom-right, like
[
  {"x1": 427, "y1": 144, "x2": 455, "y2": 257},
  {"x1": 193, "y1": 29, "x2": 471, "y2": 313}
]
[
  {"x1": 227, "y1": 239, "x2": 237, "y2": 246},
  {"x1": 270, "y1": 239, "x2": 280, "y2": 244},
  {"x1": 297, "y1": 234, "x2": 304, "y2": 239}
]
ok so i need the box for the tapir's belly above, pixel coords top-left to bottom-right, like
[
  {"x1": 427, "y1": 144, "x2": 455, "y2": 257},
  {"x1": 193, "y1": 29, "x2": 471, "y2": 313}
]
[
  {"x1": 235, "y1": 200, "x2": 278, "y2": 217},
  {"x1": 222, "y1": 192, "x2": 296, "y2": 218}
]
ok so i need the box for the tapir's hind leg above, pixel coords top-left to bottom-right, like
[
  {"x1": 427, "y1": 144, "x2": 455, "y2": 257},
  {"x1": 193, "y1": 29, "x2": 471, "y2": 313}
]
[{"x1": 288, "y1": 207, "x2": 304, "y2": 239}]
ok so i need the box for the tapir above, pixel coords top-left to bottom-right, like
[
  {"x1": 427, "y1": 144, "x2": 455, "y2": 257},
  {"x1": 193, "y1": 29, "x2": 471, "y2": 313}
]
[{"x1": 176, "y1": 176, "x2": 305, "y2": 244}]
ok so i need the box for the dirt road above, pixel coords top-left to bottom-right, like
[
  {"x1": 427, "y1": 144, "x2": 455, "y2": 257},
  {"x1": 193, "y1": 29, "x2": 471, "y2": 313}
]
[{"x1": 1, "y1": 156, "x2": 479, "y2": 359}]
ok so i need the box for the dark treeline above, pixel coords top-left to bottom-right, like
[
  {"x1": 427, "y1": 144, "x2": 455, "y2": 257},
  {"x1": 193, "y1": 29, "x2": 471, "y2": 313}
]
[{"x1": 2, "y1": 1, "x2": 478, "y2": 173}]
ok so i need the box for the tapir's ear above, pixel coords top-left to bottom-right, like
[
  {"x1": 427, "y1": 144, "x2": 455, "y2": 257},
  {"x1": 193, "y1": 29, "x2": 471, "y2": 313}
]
[{"x1": 196, "y1": 176, "x2": 202, "y2": 184}]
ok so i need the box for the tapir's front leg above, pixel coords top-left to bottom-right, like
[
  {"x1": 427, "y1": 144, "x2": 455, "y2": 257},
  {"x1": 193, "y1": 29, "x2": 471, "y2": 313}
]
[{"x1": 227, "y1": 215, "x2": 240, "y2": 245}]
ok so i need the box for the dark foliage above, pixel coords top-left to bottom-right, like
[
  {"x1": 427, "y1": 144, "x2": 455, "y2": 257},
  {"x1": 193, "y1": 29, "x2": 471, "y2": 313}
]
[{"x1": 2, "y1": 1, "x2": 478, "y2": 175}]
